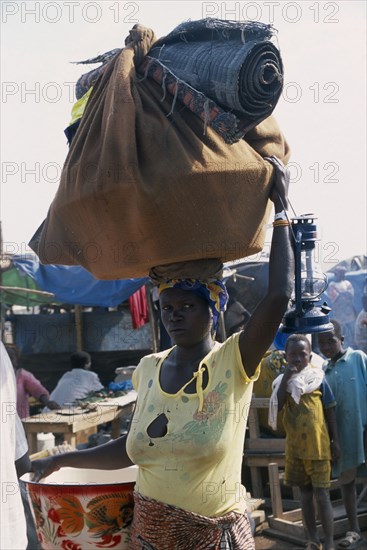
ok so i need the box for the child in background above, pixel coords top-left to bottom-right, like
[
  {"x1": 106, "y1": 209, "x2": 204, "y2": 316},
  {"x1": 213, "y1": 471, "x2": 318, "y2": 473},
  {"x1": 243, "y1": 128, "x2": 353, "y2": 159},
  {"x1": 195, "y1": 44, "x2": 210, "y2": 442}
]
[
  {"x1": 318, "y1": 320, "x2": 367, "y2": 549},
  {"x1": 269, "y1": 333, "x2": 340, "y2": 550}
]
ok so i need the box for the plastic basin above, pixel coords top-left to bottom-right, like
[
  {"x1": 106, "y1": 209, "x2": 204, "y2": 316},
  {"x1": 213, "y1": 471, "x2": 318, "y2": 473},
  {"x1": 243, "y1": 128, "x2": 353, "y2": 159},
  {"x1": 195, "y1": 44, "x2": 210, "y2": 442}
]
[{"x1": 21, "y1": 465, "x2": 137, "y2": 549}]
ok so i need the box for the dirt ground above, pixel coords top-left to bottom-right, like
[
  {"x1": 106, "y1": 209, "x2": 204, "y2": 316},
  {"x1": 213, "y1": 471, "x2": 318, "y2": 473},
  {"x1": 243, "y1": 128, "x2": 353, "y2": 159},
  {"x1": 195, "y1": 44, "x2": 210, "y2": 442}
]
[{"x1": 254, "y1": 524, "x2": 367, "y2": 549}]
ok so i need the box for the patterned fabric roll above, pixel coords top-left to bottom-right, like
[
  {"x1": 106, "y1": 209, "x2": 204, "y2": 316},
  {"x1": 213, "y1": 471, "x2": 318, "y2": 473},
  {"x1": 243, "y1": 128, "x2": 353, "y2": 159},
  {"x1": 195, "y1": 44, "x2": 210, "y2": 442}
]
[
  {"x1": 72, "y1": 19, "x2": 283, "y2": 144},
  {"x1": 72, "y1": 48, "x2": 247, "y2": 144}
]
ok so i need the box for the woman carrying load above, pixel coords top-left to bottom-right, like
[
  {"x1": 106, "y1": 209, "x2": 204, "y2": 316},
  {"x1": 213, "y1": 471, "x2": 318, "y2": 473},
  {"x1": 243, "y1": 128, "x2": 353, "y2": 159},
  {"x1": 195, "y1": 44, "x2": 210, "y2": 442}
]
[{"x1": 32, "y1": 157, "x2": 294, "y2": 549}]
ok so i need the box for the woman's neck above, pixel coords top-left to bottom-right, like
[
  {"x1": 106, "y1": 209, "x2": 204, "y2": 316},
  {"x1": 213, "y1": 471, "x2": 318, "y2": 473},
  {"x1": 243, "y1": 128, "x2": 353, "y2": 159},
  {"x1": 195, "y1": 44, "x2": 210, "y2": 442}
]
[{"x1": 174, "y1": 336, "x2": 214, "y2": 365}]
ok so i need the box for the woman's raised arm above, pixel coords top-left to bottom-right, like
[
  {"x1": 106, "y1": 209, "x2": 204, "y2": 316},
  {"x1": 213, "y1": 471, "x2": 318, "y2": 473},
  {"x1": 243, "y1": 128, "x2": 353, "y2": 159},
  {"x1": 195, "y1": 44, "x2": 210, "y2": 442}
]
[{"x1": 239, "y1": 156, "x2": 294, "y2": 377}]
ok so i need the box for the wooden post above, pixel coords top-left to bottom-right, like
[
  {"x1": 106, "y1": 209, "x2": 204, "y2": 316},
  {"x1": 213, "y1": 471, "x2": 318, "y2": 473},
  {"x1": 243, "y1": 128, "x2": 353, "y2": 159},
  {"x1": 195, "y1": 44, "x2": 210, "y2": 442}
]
[
  {"x1": 268, "y1": 462, "x2": 284, "y2": 518},
  {"x1": 74, "y1": 305, "x2": 83, "y2": 351},
  {"x1": 247, "y1": 403, "x2": 263, "y2": 497},
  {"x1": 218, "y1": 311, "x2": 226, "y2": 341},
  {"x1": 146, "y1": 283, "x2": 158, "y2": 352}
]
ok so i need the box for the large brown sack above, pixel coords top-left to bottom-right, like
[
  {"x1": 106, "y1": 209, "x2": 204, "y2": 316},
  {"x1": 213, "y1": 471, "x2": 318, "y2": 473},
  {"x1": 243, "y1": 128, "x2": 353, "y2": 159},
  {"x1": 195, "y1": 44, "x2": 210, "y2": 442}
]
[{"x1": 33, "y1": 28, "x2": 290, "y2": 280}]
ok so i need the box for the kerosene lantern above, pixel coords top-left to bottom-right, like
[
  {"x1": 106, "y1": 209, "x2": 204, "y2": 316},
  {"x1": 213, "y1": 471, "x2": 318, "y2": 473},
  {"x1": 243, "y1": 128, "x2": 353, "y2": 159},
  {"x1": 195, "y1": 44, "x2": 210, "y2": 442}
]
[{"x1": 281, "y1": 214, "x2": 333, "y2": 334}]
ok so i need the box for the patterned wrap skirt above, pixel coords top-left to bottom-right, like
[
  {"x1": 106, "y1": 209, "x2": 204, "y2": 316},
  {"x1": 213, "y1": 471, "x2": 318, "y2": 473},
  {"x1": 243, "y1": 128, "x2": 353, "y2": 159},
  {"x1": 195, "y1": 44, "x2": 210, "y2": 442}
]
[{"x1": 130, "y1": 491, "x2": 255, "y2": 549}]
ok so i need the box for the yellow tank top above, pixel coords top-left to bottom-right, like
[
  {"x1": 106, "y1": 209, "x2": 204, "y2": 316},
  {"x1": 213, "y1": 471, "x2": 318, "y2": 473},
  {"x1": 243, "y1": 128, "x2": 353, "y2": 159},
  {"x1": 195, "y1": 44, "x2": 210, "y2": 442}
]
[{"x1": 126, "y1": 333, "x2": 260, "y2": 517}]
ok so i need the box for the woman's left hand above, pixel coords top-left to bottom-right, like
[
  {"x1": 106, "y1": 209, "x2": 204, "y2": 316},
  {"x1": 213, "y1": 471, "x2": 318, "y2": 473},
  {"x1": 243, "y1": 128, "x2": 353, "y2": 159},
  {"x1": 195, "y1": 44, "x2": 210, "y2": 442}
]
[
  {"x1": 46, "y1": 400, "x2": 61, "y2": 410},
  {"x1": 31, "y1": 456, "x2": 62, "y2": 482}
]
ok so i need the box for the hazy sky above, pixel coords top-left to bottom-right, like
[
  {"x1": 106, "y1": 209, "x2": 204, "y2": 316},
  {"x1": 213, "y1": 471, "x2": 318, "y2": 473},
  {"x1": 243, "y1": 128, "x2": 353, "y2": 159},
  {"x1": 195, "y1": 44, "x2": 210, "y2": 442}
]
[{"x1": 1, "y1": 0, "x2": 366, "y2": 271}]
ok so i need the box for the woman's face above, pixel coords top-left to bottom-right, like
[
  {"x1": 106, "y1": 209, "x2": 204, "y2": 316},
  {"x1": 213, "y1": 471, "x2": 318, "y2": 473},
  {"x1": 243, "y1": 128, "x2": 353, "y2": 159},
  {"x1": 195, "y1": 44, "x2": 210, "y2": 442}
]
[{"x1": 159, "y1": 288, "x2": 212, "y2": 347}]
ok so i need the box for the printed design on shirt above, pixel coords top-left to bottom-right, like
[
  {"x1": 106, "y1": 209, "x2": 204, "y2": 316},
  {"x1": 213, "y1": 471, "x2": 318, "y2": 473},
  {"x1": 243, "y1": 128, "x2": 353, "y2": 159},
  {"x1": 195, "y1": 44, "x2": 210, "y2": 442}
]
[
  {"x1": 285, "y1": 391, "x2": 323, "y2": 431},
  {"x1": 284, "y1": 398, "x2": 304, "y2": 431},
  {"x1": 173, "y1": 381, "x2": 228, "y2": 445}
]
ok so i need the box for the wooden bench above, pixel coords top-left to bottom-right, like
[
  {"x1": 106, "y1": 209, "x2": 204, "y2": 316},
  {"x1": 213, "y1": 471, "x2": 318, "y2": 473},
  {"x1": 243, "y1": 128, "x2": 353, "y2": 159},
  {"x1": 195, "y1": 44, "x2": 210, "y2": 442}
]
[
  {"x1": 243, "y1": 397, "x2": 286, "y2": 498},
  {"x1": 267, "y1": 462, "x2": 367, "y2": 544}
]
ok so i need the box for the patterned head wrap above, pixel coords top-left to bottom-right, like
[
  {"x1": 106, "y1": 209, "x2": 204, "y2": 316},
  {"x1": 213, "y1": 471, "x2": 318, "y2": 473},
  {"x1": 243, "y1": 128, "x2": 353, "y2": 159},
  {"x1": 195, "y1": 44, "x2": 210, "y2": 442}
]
[{"x1": 157, "y1": 279, "x2": 229, "y2": 330}]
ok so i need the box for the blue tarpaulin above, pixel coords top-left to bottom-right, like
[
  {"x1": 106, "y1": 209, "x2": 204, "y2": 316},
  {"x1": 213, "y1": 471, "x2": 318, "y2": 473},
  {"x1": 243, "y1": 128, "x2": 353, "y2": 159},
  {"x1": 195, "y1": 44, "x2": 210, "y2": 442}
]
[
  {"x1": 12, "y1": 255, "x2": 148, "y2": 307},
  {"x1": 14, "y1": 310, "x2": 152, "y2": 353}
]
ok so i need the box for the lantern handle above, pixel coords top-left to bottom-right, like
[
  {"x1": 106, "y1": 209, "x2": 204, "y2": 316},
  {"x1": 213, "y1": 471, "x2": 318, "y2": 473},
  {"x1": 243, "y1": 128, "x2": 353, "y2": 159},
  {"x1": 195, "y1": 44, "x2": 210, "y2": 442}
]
[
  {"x1": 274, "y1": 191, "x2": 297, "y2": 218},
  {"x1": 273, "y1": 191, "x2": 299, "y2": 245}
]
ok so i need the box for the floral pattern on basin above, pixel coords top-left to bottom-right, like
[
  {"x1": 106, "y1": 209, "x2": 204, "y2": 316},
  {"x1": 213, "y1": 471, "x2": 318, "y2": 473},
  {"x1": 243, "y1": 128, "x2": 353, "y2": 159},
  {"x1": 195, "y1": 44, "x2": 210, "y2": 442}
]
[{"x1": 24, "y1": 469, "x2": 136, "y2": 550}]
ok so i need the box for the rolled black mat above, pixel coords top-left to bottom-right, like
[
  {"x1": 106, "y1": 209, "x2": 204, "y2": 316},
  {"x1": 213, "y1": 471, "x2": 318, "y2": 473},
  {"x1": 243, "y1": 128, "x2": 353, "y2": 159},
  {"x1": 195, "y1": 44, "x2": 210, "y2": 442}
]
[{"x1": 148, "y1": 18, "x2": 283, "y2": 121}]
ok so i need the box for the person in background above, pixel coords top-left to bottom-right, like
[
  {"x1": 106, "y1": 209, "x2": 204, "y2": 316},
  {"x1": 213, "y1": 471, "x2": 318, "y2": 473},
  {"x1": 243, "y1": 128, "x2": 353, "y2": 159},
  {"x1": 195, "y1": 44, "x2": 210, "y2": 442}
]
[
  {"x1": 254, "y1": 330, "x2": 325, "y2": 438},
  {"x1": 318, "y1": 320, "x2": 367, "y2": 549},
  {"x1": 5, "y1": 344, "x2": 60, "y2": 419},
  {"x1": 46, "y1": 351, "x2": 103, "y2": 409},
  {"x1": 1, "y1": 342, "x2": 28, "y2": 549},
  {"x1": 270, "y1": 334, "x2": 340, "y2": 550},
  {"x1": 354, "y1": 292, "x2": 367, "y2": 353},
  {"x1": 327, "y1": 266, "x2": 356, "y2": 348}
]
